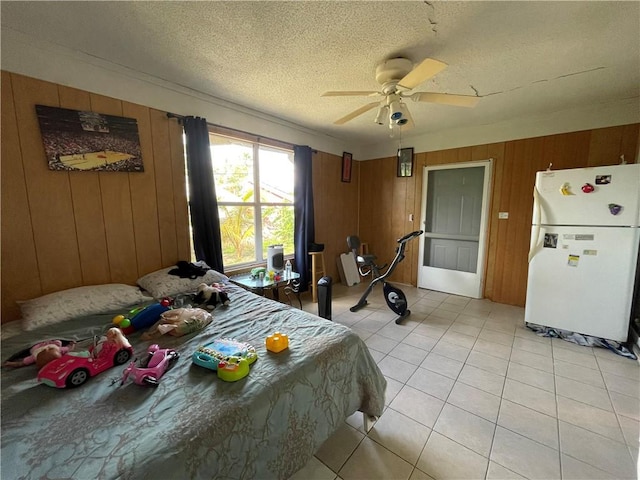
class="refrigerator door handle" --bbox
[528,186,542,262]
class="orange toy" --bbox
[265,332,289,353]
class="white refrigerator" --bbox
[525,163,640,342]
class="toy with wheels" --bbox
[121,344,180,387]
[38,329,133,388]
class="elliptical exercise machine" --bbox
[350,230,423,324]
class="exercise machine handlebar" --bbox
[397,230,424,244]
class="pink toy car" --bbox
[38,339,133,388]
[120,344,179,387]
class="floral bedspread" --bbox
[1,283,386,479]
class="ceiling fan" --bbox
[322,57,480,128]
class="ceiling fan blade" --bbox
[411,92,480,107]
[334,102,380,125]
[398,58,447,90]
[322,91,380,97]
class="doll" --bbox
[93,328,131,357]
[105,327,131,349]
[3,339,75,369]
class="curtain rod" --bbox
[166,112,317,153]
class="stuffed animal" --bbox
[193,283,230,310]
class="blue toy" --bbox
[113,303,170,334]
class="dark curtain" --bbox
[183,116,224,272]
[293,145,314,292]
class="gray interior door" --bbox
[418,161,492,298]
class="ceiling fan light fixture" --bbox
[395,102,410,125]
[389,100,403,121]
[374,105,389,125]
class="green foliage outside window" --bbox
[211,136,294,267]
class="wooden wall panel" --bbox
[1,72,190,322]
[125,103,163,275]
[589,124,639,166]
[312,151,359,282]
[390,176,406,279]
[149,108,179,268]
[360,125,639,306]
[12,75,83,294]
[0,72,41,320]
[482,143,506,300]
[89,94,139,285]
[359,157,396,272]
[60,85,112,286]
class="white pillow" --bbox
[20,284,150,331]
[136,265,228,299]
[1,320,24,340]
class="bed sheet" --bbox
[1,283,386,479]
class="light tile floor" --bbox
[291,282,640,480]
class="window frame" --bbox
[208,129,294,271]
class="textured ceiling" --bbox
[2,1,639,147]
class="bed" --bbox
[1,277,386,479]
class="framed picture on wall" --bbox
[341,151,352,183]
[397,147,414,177]
[35,105,144,172]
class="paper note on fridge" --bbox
[563,234,595,241]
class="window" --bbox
[209,133,294,268]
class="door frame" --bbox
[417,159,493,298]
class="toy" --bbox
[113,302,170,334]
[121,344,179,387]
[193,283,230,310]
[37,328,133,388]
[217,357,251,382]
[192,338,257,372]
[249,267,266,279]
[160,297,173,307]
[266,332,289,353]
[3,339,75,369]
[141,307,212,340]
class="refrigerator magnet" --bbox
[581,183,595,193]
[559,183,574,195]
[595,175,611,185]
[608,203,622,215]
[543,233,558,248]
[567,254,580,267]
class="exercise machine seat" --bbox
[346,235,382,277]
